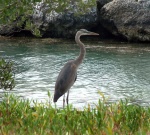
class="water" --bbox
[0,38,150,108]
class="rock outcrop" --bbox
[97,0,150,42]
[32,2,98,38]
[0,2,98,38]
[0,0,150,42]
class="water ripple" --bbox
[0,42,150,108]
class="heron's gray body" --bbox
[54,60,77,102]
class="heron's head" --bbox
[77,29,99,36]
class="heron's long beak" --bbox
[89,32,99,35]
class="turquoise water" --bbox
[0,39,150,108]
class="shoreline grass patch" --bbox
[0,94,150,135]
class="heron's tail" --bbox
[53,91,62,102]
[53,96,58,102]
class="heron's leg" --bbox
[63,94,65,108]
[66,90,69,105]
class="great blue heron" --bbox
[53,29,99,107]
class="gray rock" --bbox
[0,2,98,38]
[0,25,14,36]
[97,0,150,42]
[32,2,98,38]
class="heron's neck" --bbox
[74,33,86,66]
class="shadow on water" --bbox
[0,38,150,108]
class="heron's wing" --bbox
[55,61,77,95]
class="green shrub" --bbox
[0,58,15,90]
[0,94,150,135]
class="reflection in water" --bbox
[0,39,150,108]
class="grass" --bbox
[0,93,150,135]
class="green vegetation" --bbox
[0,0,96,37]
[0,93,150,135]
[0,58,15,90]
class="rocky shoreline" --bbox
[0,0,150,42]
